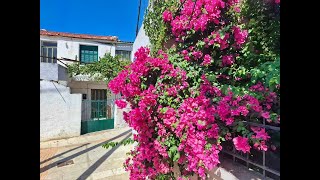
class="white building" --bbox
[131,24,150,62]
[40,30,132,141]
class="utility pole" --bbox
[135,0,142,37]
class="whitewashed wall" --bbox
[131,24,150,61]
[114,102,130,128]
[40,36,116,66]
[40,80,82,141]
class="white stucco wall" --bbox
[40,36,116,65]
[114,101,130,128]
[40,80,82,141]
[40,62,58,81]
[131,24,150,61]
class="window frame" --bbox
[115,50,131,61]
[79,45,99,64]
[40,41,57,63]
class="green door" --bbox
[80,89,114,135]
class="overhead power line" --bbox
[135,0,142,37]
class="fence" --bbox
[221,119,280,180]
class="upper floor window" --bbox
[80,45,98,64]
[115,50,131,61]
[41,41,57,63]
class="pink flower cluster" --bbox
[115,100,127,109]
[162,10,173,22]
[168,0,226,37]
[233,136,251,153]
[251,127,270,141]
[216,91,253,126]
[222,55,234,66]
[233,26,248,48]
[109,47,279,179]
[109,47,202,179]
[202,54,212,66]
[204,31,230,50]
[177,95,220,178]
[107,0,280,178]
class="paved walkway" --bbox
[40,127,133,180]
[40,147,59,179]
[40,127,272,180]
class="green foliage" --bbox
[238,0,280,91]
[102,138,135,149]
[144,0,180,55]
[250,57,280,91]
[67,53,131,84]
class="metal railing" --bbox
[221,119,280,179]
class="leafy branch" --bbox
[67,53,131,85]
[102,138,136,149]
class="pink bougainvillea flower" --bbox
[201,54,212,66]
[228,0,240,6]
[222,55,234,66]
[253,141,268,151]
[181,50,188,55]
[234,6,241,13]
[192,51,203,59]
[271,145,277,151]
[225,132,232,140]
[275,0,280,4]
[259,141,268,151]
[163,10,173,22]
[249,82,265,92]
[198,167,206,179]
[233,136,251,153]
[115,100,127,109]
[238,106,249,116]
[251,127,270,140]
[261,111,270,119]
[233,26,248,47]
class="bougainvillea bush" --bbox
[109,0,280,179]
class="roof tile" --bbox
[40,30,118,41]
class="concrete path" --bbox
[40,127,273,180]
[40,127,133,180]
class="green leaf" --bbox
[237,126,242,132]
[169,145,177,153]
[161,107,168,113]
[173,152,180,161]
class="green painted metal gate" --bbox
[80,100,114,135]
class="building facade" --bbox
[40,30,132,141]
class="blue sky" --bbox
[40,0,149,42]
